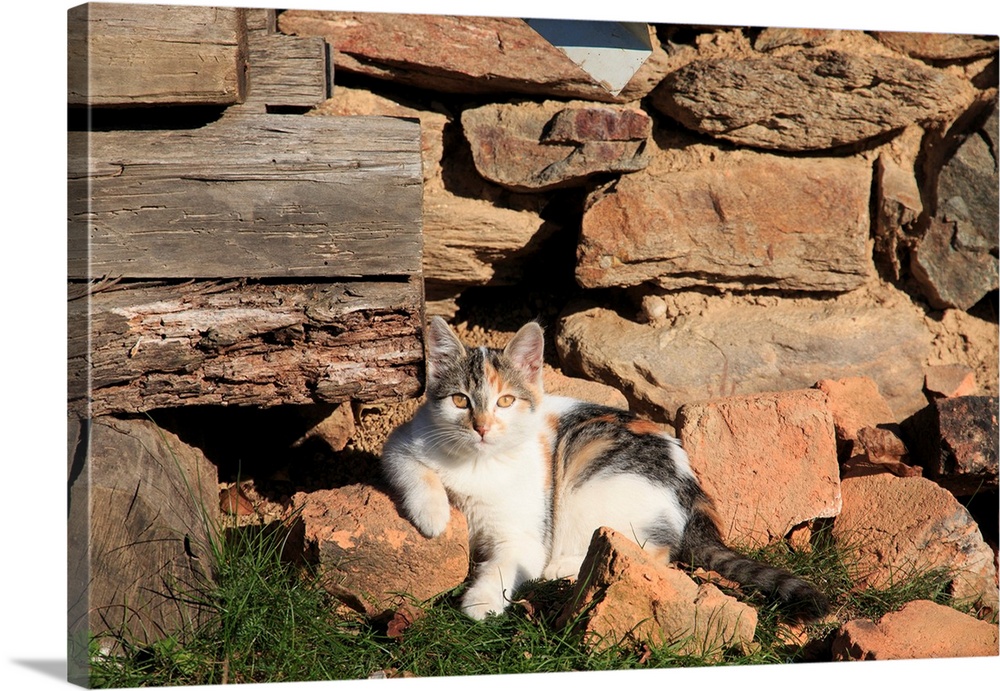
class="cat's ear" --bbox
[504,321,544,386]
[425,316,465,380]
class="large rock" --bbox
[911,218,999,313]
[871,32,1000,61]
[911,103,999,311]
[832,599,999,661]
[461,101,651,192]
[556,299,931,423]
[676,390,841,548]
[902,396,999,495]
[651,49,975,151]
[279,11,663,103]
[70,417,219,650]
[832,474,998,613]
[558,527,757,658]
[753,28,867,52]
[310,86,556,316]
[290,484,470,617]
[576,152,872,292]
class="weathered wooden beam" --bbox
[67,3,248,107]
[235,6,332,113]
[242,33,332,111]
[245,7,277,34]
[69,278,425,417]
[68,112,423,280]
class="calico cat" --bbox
[381,316,829,622]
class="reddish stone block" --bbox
[461,100,650,191]
[833,474,997,613]
[677,389,841,548]
[924,363,978,399]
[814,377,897,460]
[542,106,651,143]
[832,599,999,660]
[290,485,470,617]
[558,527,757,658]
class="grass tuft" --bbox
[89,519,392,687]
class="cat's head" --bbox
[422,317,545,450]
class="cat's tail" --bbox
[679,497,830,622]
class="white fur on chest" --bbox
[438,436,549,544]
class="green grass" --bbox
[736,520,975,646]
[87,513,984,687]
[89,520,391,687]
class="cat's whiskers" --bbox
[421,426,476,456]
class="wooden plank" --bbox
[245,7,277,34]
[243,33,332,111]
[68,3,248,107]
[68,112,423,279]
[69,278,425,417]
[240,7,330,111]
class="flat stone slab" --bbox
[871,32,1000,61]
[279,11,662,102]
[461,100,651,191]
[832,599,999,660]
[650,49,974,151]
[556,299,931,423]
[576,154,872,293]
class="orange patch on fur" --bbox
[421,468,440,488]
[483,359,501,391]
[644,544,672,564]
[545,413,561,435]
[626,419,663,436]
[539,433,553,491]
[562,437,614,486]
[542,414,560,492]
[692,496,723,531]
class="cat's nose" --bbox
[473,420,491,438]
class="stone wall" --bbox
[279,12,998,425]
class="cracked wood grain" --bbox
[69,279,425,417]
[67,3,248,106]
[68,112,423,280]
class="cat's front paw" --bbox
[460,585,508,621]
[542,555,585,581]
[407,491,451,539]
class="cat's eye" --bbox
[496,395,516,408]
[451,394,470,409]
